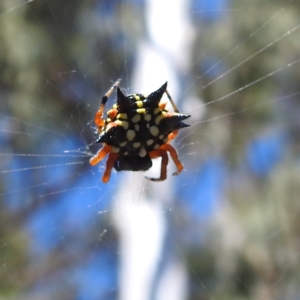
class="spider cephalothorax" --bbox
[90,80,190,183]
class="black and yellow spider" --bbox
[90,79,190,183]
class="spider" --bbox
[90,79,190,183]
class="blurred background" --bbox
[1,0,300,299]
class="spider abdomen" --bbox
[99,108,172,157]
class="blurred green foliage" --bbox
[187,1,300,299]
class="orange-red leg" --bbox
[94,109,105,130]
[160,143,183,176]
[107,108,118,120]
[89,145,118,183]
[167,130,178,143]
[159,100,167,110]
[146,149,169,181]
[102,152,118,183]
[89,145,111,166]
[94,79,121,131]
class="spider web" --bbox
[1,0,300,299]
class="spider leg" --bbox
[165,89,179,113]
[167,130,178,143]
[159,100,167,110]
[160,143,183,176]
[94,79,121,130]
[102,152,118,183]
[89,145,112,166]
[145,149,169,181]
